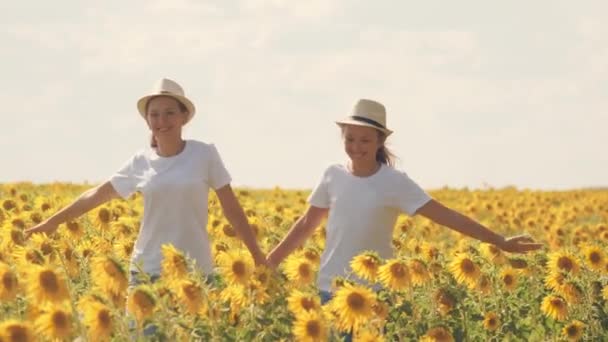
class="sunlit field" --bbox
[0,183,607,341]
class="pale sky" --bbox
[2,0,606,190]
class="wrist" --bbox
[493,235,506,248]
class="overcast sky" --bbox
[1,0,606,190]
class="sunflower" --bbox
[0,320,35,342]
[350,251,382,282]
[28,233,55,258]
[58,244,80,277]
[0,262,19,301]
[34,304,73,340]
[602,285,608,301]
[408,259,431,286]
[540,295,568,321]
[475,274,493,295]
[175,278,206,315]
[90,206,113,230]
[25,265,70,304]
[331,276,354,292]
[81,301,114,342]
[160,244,190,283]
[556,281,582,305]
[220,284,248,314]
[581,245,604,272]
[113,238,135,260]
[419,326,455,342]
[480,243,506,265]
[287,289,321,316]
[303,247,321,265]
[500,268,518,292]
[372,301,389,321]
[329,283,376,333]
[547,251,580,275]
[562,320,585,341]
[448,254,480,289]
[90,255,128,296]
[11,245,46,266]
[377,258,410,291]
[355,329,385,342]
[433,288,456,316]
[284,256,317,287]
[544,272,566,291]
[77,239,98,260]
[63,220,85,239]
[127,285,157,323]
[292,309,328,342]
[217,250,254,286]
[483,312,500,331]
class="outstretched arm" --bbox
[267,205,328,268]
[415,199,542,253]
[25,181,120,238]
[215,184,266,266]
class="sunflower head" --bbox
[483,312,500,331]
[350,251,382,282]
[287,290,321,316]
[378,258,411,291]
[330,283,376,333]
[127,285,157,323]
[420,326,455,342]
[562,320,585,341]
[292,309,328,342]
[541,295,568,321]
[284,256,317,287]
[0,320,35,342]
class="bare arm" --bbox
[267,205,328,268]
[215,184,266,265]
[416,199,542,253]
[25,181,121,238]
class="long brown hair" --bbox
[145,96,189,148]
[376,131,396,166]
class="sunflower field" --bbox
[0,182,607,341]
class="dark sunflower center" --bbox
[232,261,246,277]
[305,320,320,337]
[346,292,365,311]
[298,263,311,278]
[557,257,574,271]
[40,270,59,293]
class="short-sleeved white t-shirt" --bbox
[109,139,231,275]
[308,163,431,292]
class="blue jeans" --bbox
[320,290,353,342]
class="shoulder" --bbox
[187,140,220,155]
[379,164,415,182]
[321,163,346,176]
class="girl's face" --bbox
[342,124,383,165]
[146,96,188,139]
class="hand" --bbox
[497,234,543,253]
[266,252,279,270]
[24,221,57,239]
[252,250,268,267]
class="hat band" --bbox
[350,115,386,129]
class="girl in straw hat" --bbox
[267,99,542,337]
[26,78,266,282]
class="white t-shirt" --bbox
[308,163,431,292]
[109,140,231,275]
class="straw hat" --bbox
[336,99,393,136]
[137,78,196,123]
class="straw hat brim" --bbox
[335,119,393,137]
[137,94,196,123]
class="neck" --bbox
[155,138,186,157]
[349,160,381,177]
